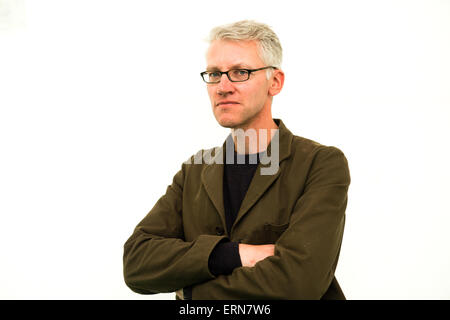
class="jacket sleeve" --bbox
[191,146,351,299]
[123,161,227,294]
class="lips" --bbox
[216,101,239,106]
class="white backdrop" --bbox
[1,0,449,299]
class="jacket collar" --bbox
[201,119,294,235]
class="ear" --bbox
[268,69,285,97]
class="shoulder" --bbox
[178,145,223,177]
[182,145,223,166]
[287,134,350,183]
[290,134,346,161]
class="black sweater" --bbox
[208,149,263,276]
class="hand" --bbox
[238,244,275,267]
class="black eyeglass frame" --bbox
[200,66,277,84]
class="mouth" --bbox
[216,101,240,107]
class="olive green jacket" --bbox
[123,119,350,299]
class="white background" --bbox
[1,0,449,299]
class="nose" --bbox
[217,73,235,96]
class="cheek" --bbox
[206,87,215,103]
[242,84,265,104]
[207,84,218,94]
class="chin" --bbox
[217,119,237,129]
[215,113,240,129]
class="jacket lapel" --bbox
[201,119,293,236]
[201,142,227,233]
[232,119,293,233]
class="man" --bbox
[123,20,350,299]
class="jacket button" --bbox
[215,227,224,236]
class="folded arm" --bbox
[123,163,226,294]
[191,146,351,299]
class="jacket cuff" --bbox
[180,234,228,300]
[208,240,242,276]
[194,234,230,279]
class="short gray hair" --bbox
[207,20,283,77]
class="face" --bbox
[205,39,282,129]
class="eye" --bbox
[229,69,249,81]
[209,71,221,78]
[231,69,248,76]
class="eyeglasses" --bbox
[200,66,276,84]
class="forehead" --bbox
[206,39,263,70]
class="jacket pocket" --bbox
[264,222,289,233]
[245,222,289,244]
[264,222,289,244]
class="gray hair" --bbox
[207,20,283,78]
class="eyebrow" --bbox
[206,63,252,71]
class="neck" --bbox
[231,118,278,154]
